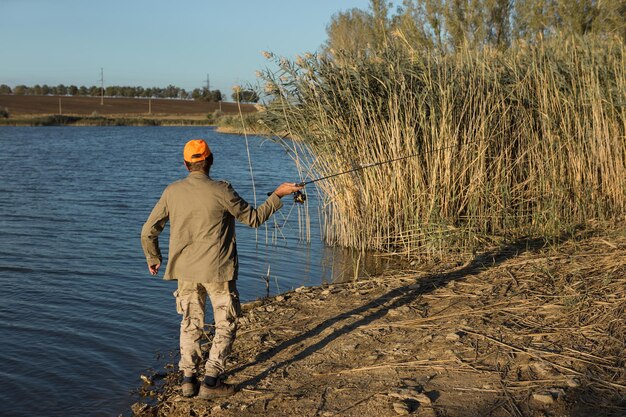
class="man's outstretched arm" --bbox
[223,182,303,228]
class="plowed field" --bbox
[0,95,255,116]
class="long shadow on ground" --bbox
[229,236,552,388]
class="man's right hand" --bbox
[273,182,304,198]
[148,262,161,276]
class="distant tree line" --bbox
[231,87,259,103]
[0,83,226,102]
[325,0,625,55]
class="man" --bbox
[141,139,302,399]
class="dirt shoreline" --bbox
[132,224,625,417]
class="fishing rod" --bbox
[268,144,457,204]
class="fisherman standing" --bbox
[141,139,302,398]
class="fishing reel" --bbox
[293,190,307,204]
[266,182,307,204]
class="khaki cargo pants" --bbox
[174,280,241,378]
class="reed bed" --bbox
[260,36,626,258]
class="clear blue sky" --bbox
[1,0,371,97]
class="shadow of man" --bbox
[230,236,553,389]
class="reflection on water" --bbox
[321,246,405,284]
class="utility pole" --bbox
[205,73,210,91]
[100,68,104,105]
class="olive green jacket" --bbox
[141,171,283,282]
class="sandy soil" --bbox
[132,224,625,417]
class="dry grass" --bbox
[260,35,626,259]
[369,224,626,394]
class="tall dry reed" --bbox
[260,36,626,258]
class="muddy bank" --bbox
[132,224,625,417]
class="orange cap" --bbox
[183,139,212,163]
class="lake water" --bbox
[0,127,366,417]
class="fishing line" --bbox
[236,94,260,242]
